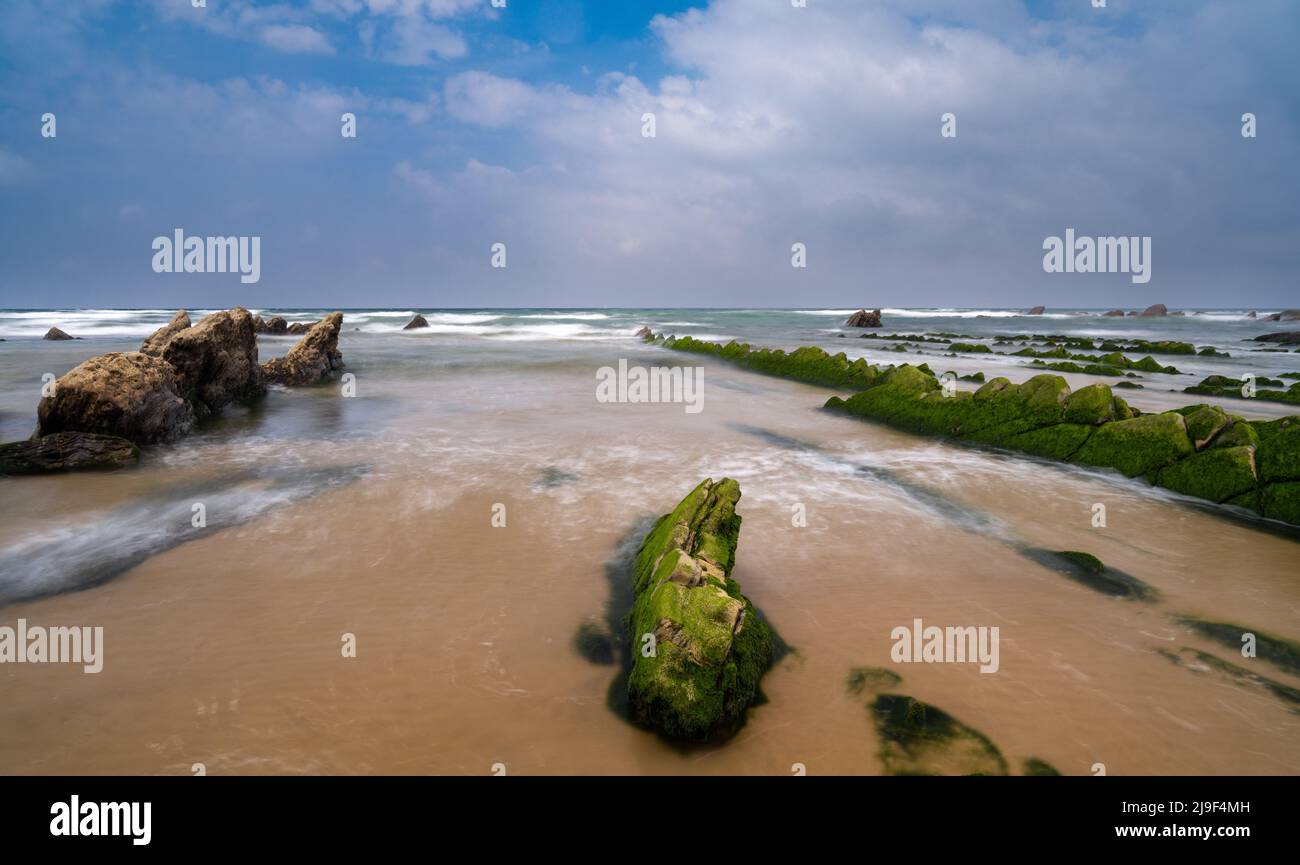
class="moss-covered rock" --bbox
[871,694,1008,776]
[1178,404,1231,450]
[1022,758,1062,776]
[625,478,774,741]
[1071,412,1194,477]
[1176,616,1300,677]
[847,666,902,696]
[1260,481,1300,525]
[1157,446,1258,503]
[1023,549,1160,601]
[1063,383,1118,425]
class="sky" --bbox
[0,0,1296,309]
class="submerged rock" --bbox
[159,307,265,415]
[1252,331,1300,344]
[626,478,774,741]
[845,308,883,327]
[1026,305,1045,315]
[871,694,1008,776]
[403,314,429,330]
[261,312,345,386]
[43,327,74,340]
[37,351,194,444]
[139,309,191,356]
[1023,549,1159,601]
[1103,309,1126,317]
[0,432,139,474]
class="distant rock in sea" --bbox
[845,308,882,327]
[286,320,317,335]
[1139,303,1168,317]
[44,327,74,340]
[1267,309,1300,322]
[1103,309,1126,317]
[1248,310,1258,319]
[1026,305,1045,315]
[635,325,653,338]
[1253,331,1300,344]
[403,314,429,330]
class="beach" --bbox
[1,308,1298,774]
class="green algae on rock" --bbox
[1175,615,1300,678]
[625,478,774,741]
[645,331,884,391]
[871,694,1008,776]
[1022,549,1159,601]
[1159,647,1300,710]
[846,666,902,696]
[1022,757,1062,776]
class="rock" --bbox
[285,321,318,335]
[1026,306,1045,315]
[1169,311,1186,316]
[159,307,265,415]
[845,309,882,328]
[1248,310,1258,319]
[1158,445,1258,503]
[1072,411,1194,477]
[44,327,74,340]
[252,315,266,333]
[0,432,139,474]
[1252,331,1300,344]
[37,352,194,444]
[635,326,653,339]
[1103,309,1126,317]
[626,478,774,741]
[870,694,1008,776]
[139,310,191,356]
[1180,405,1231,449]
[264,316,288,335]
[261,312,345,386]
[1268,310,1300,322]
[403,314,429,330]
[1138,303,1168,317]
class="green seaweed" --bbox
[847,666,902,696]
[1023,549,1159,601]
[871,694,1008,776]
[1175,616,1300,677]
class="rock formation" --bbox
[1139,303,1168,317]
[1267,310,1300,321]
[845,309,883,327]
[635,325,653,338]
[1253,331,1300,344]
[140,310,191,356]
[159,307,265,416]
[44,327,74,340]
[403,314,429,330]
[627,478,774,741]
[261,312,345,386]
[36,351,194,444]
[0,432,139,474]
[1103,309,1126,317]
[1026,306,1045,315]
[285,320,317,335]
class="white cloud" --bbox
[259,24,335,55]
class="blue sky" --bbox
[0,0,1297,309]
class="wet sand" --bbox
[2,339,1299,775]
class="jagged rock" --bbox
[159,307,264,415]
[261,312,344,386]
[1103,309,1126,317]
[1253,331,1300,344]
[1268,310,1300,322]
[845,309,882,327]
[286,320,318,335]
[1248,310,1258,319]
[1139,303,1168,317]
[403,314,429,330]
[264,316,288,334]
[626,478,773,741]
[140,310,191,356]
[252,315,266,333]
[37,352,193,444]
[44,327,74,340]
[635,326,653,339]
[1026,306,1045,315]
[0,432,138,474]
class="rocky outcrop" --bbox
[1026,306,1045,315]
[845,309,882,328]
[263,316,288,334]
[1268,310,1300,322]
[818,362,1299,525]
[140,310,191,356]
[646,332,883,391]
[159,307,265,416]
[286,320,317,335]
[627,478,773,741]
[36,352,194,444]
[1103,309,1126,317]
[403,314,429,330]
[1252,331,1300,344]
[635,325,653,339]
[261,312,344,386]
[1139,303,1168,317]
[0,432,138,474]
[44,327,74,340]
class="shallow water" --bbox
[1,311,1298,775]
